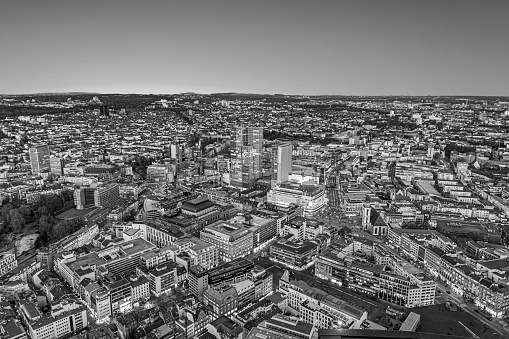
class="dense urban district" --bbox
[1,93,509,339]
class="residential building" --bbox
[203,285,238,318]
[0,251,17,277]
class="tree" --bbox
[51,219,84,240]
[34,232,50,249]
[19,206,32,220]
[338,226,352,237]
[61,190,75,207]
[9,209,25,233]
[122,209,136,222]
[1,204,11,224]
[39,214,55,234]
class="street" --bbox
[434,282,508,336]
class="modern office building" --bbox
[49,157,64,176]
[100,104,109,116]
[95,183,120,209]
[230,126,263,189]
[208,258,254,287]
[200,221,253,262]
[274,143,293,184]
[315,249,383,297]
[281,216,326,241]
[267,182,326,217]
[189,265,209,299]
[74,183,120,210]
[90,287,111,320]
[21,301,87,339]
[173,237,219,270]
[261,315,317,339]
[269,238,318,271]
[128,275,150,305]
[56,238,156,291]
[280,275,367,330]
[103,275,131,312]
[74,187,96,209]
[29,144,51,175]
[147,262,177,296]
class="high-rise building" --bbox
[230,126,263,189]
[49,157,64,176]
[274,143,292,184]
[74,187,96,209]
[74,183,120,210]
[100,104,109,116]
[29,144,50,175]
[189,265,209,299]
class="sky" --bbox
[0,0,508,96]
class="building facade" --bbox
[29,144,51,175]
[230,126,263,189]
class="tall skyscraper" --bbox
[230,126,263,189]
[29,144,51,175]
[50,157,64,176]
[274,143,293,184]
[100,104,109,116]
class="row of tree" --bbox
[0,190,83,249]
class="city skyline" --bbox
[1,0,508,96]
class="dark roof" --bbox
[319,329,473,339]
[370,208,388,227]
[181,196,215,213]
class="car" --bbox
[474,309,479,313]
[446,291,451,294]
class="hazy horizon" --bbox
[1,0,508,96]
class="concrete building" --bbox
[230,126,263,189]
[203,285,238,318]
[55,238,156,292]
[269,238,318,271]
[49,157,64,176]
[189,265,209,299]
[0,251,17,277]
[147,262,177,296]
[267,181,326,217]
[29,144,50,175]
[20,301,87,339]
[147,164,174,182]
[208,258,254,288]
[274,143,293,184]
[200,221,253,263]
[74,183,120,210]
